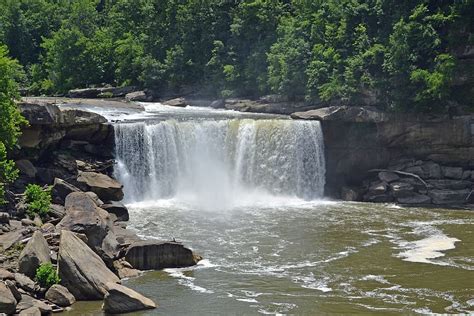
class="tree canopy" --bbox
[0,0,472,112]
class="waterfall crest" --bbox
[114,119,325,209]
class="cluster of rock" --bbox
[342,159,474,206]
[1,101,202,314]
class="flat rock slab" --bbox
[77,172,124,202]
[125,241,201,270]
[102,282,156,314]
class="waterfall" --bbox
[114,118,325,209]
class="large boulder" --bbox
[15,160,37,178]
[125,241,201,270]
[51,178,81,205]
[101,202,129,221]
[389,182,415,198]
[16,294,52,314]
[102,282,156,314]
[18,231,51,278]
[77,172,124,202]
[0,281,16,314]
[14,273,38,293]
[45,284,76,307]
[19,307,41,316]
[428,189,470,205]
[163,97,186,107]
[58,230,120,300]
[291,106,390,123]
[125,91,151,102]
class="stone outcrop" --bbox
[163,97,186,107]
[45,284,76,307]
[58,230,119,300]
[125,241,201,270]
[68,86,136,98]
[77,172,124,202]
[0,281,17,314]
[18,231,51,278]
[102,282,156,314]
[125,91,152,102]
[291,106,389,123]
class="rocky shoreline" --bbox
[0,101,201,314]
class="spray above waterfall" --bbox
[114,118,325,210]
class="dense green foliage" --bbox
[25,184,51,219]
[0,45,27,204]
[0,0,473,111]
[35,263,60,288]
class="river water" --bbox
[63,103,473,315]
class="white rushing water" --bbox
[114,118,325,210]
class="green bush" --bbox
[24,184,51,219]
[35,263,60,288]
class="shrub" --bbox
[24,184,51,219]
[35,263,60,288]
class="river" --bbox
[63,103,473,315]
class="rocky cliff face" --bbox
[293,106,474,205]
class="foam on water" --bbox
[398,234,460,265]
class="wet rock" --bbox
[45,284,76,307]
[18,231,51,278]
[102,202,129,221]
[389,182,415,198]
[16,160,37,178]
[58,230,119,300]
[210,99,225,109]
[368,181,387,194]
[51,178,80,205]
[68,86,136,98]
[64,192,97,213]
[77,172,124,202]
[125,241,201,270]
[291,106,389,123]
[378,171,399,183]
[16,294,52,314]
[102,282,156,314]
[0,281,16,314]
[14,273,38,293]
[397,194,431,204]
[404,166,425,177]
[428,189,470,205]
[442,166,463,179]
[163,97,186,107]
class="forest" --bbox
[0,0,473,112]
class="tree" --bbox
[0,45,27,204]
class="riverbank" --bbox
[0,101,201,314]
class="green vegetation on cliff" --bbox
[0,0,473,111]
[0,45,27,204]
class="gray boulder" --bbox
[291,106,389,123]
[16,294,52,314]
[5,280,22,302]
[19,307,41,316]
[0,281,16,314]
[18,231,51,278]
[0,212,9,224]
[428,189,470,205]
[340,186,361,201]
[45,284,76,307]
[125,241,201,270]
[125,91,151,102]
[49,204,66,219]
[0,268,15,280]
[378,171,399,183]
[389,182,415,198]
[420,161,441,179]
[397,194,431,204]
[102,282,156,314]
[14,273,38,293]
[51,178,81,205]
[102,202,129,221]
[77,172,124,202]
[442,166,463,179]
[15,160,37,178]
[163,97,186,107]
[64,192,97,212]
[58,230,119,300]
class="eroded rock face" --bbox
[0,281,17,314]
[58,230,119,300]
[77,172,124,202]
[18,231,51,278]
[125,241,201,270]
[102,282,156,314]
[45,284,76,307]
